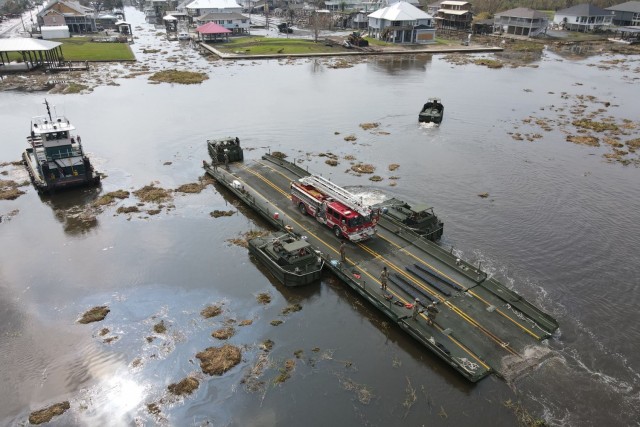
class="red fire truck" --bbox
[291,174,378,242]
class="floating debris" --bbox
[369,175,383,182]
[274,359,295,384]
[344,135,357,142]
[0,180,25,200]
[281,303,302,315]
[238,319,253,326]
[175,182,206,194]
[339,376,373,404]
[325,159,339,166]
[134,184,173,203]
[261,339,274,351]
[566,135,600,147]
[351,163,375,174]
[78,306,110,324]
[147,403,161,415]
[94,190,130,206]
[210,210,235,218]
[196,344,242,376]
[478,193,489,199]
[227,230,269,248]
[148,70,208,85]
[257,293,271,304]
[388,164,400,171]
[116,206,139,214]
[167,377,199,396]
[201,305,222,318]
[98,328,109,336]
[294,349,303,358]
[29,401,70,425]
[211,327,235,340]
[153,320,167,334]
[359,122,379,130]
[270,320,283,326]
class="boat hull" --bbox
[248,239,323,287]
[22,148,100,194]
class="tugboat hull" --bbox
[23,148,100,194]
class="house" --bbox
[606,1,640,26]
[186,0,242,17]
[427,0,444,17]
[368,1,435,44]
[493,7,548,37]
[553,4,613,32]
[37,0,96,33]
[434,0,472,30]
[194,12,250,34]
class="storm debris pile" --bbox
[196,344,242,376]
[78,306,110,324]
[29,401,70,425]
[167,377,200,396]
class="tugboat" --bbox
[373,198,444,241]
[248,231,324,287]
[207,136,243,165]
[418,98,444,124]
[22,100,100,193]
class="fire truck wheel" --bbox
[333,226,342,238]
[299,203,307,215]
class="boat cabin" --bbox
[272,238,313,266]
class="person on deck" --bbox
[339,240,346,263]
[380,266,389,291]
[412,298,422,320]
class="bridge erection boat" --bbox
[249,231,324,287]
[419,98,444,124]
[22,100,100,193]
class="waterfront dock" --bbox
[205,154,558,382]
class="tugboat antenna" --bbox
[44,99,52,121]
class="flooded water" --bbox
[1,7,640,427]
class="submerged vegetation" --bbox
[149,70,209,85]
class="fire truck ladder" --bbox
[299,175,371,217]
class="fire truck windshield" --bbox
[348,215,369,228]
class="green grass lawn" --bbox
[56,37,135,61]
[214,36,351,55]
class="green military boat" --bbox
[207,136,243,165]
[373,198,444,241]
[248,231,324,287]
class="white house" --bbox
[553,4,613,32]
[195,12,249,33]
[368,1,435,44]
[186,0,242,17]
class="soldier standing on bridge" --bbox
[339,240,346,263]
[426,302,439,326]
[380,266,389,291]
[224,151,229,170]
[412,298,422,320]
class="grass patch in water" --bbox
[0,180,25,200]
[201,304,222,318]
[212,326,235,340]
[196,344,241,376]
[153,320,167,334]
[56,37,135,61]
[149,69,208,85]
[257,293,271,304]
[134,184,172,203]
[78,306,109,324]
[29,401,70,425]
[351,163,375,174]
[95,190,130,206]
[168,377,199,396]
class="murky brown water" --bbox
[1,6,640,426]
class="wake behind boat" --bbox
[22,100,100,193]
[249,231,324,287]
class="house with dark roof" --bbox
[434,1,472,30]
[494,7,548,37]
[368,1,435,44]
[606,1,640,26]
[553,3,613,32]
[37,0,96,33]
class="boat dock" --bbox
[204,154,558,382]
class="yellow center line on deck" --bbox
[357,239,521,358]
[237,163,491,370]
[375,233,542,340]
